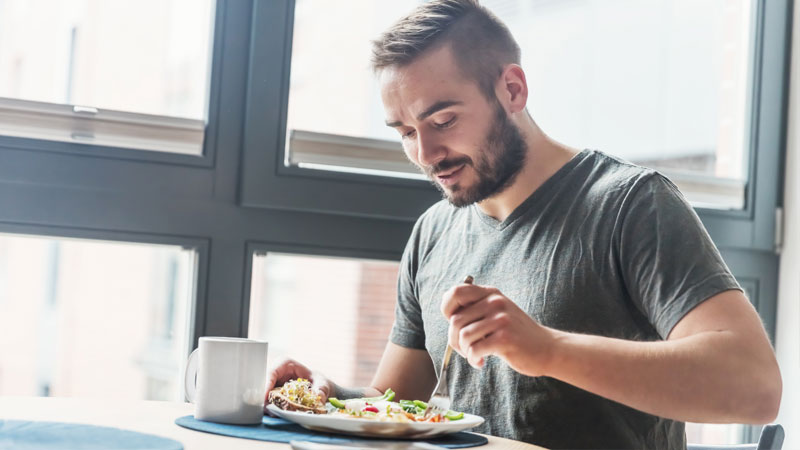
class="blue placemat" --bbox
[175,415,487,448]
[0,419,183,450]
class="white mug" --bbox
[183,337,269,424]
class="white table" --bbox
[0,397,546,449]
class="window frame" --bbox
[696,0,794,253]
[0,0,225,168]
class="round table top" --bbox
[0,396,547,450]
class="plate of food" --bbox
[266,378,484,439]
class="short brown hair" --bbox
[371,0,521,100]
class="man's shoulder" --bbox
[576,150,673,203]
[402,199,471,261]
[413,199,464,236]
[421,198,461,220]
[582,150,660,188]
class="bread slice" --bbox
[268,388,327,414]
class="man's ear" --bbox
[495,64,528,114]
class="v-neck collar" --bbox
[472,149,591,231]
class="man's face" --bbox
[380,45,527,207]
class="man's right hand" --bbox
[265,357,335,402]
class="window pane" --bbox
[501,0,753,210]
[0,233,196,401]
[0,0,214,120]
[248,253,399,387]
[287,0,753,209]
[686,423,747,446]
[285,0,417,177]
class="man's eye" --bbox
[434,117,456,129]
[402,129,417,139]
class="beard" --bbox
[424,104,528,208]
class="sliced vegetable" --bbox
[362,405,379,413]
[360,388,395,403]
[445,410,464,421]
[328,397,346,409]
[399,400,418,413]
[412,400,427,410]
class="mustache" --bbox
[425,157,472,176]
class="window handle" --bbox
[73,105,98,115]
[71,132,95,141]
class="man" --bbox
[267,1,782,448]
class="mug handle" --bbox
[184,348,199,403]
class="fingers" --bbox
[459,312,510,368]
[445,293,515,369]
[265,358,313,392]
[441,283,499,318]
[447,295,491,355]
[447,292,507,353]
[310,373,332,402]
[458,311,511,356]
[467,331,501,368]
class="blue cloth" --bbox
[175,415,487,448]
[0,419,183,450]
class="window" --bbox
[285,0,754,210]
[248,252,399,387]
[0,233,196,401]
[0,0,215,155]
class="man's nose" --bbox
[416,131,446,168]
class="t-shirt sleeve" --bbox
[389,220,427,350]
[618,174,742,338]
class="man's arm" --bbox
[369,342,438,402]
[329,342,436,400]
[445,284,782,424]
[544,289,781,423]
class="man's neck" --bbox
[476,123,579,222]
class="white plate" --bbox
[266,404,484,439]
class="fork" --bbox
[423,275,474,419]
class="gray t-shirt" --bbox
[390,150,741,450]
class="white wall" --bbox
[774,2,800,447]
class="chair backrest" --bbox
[757,424,784,450]
[687,424,784,450]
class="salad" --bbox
[268,379,466,423]
[326,388,465,423]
